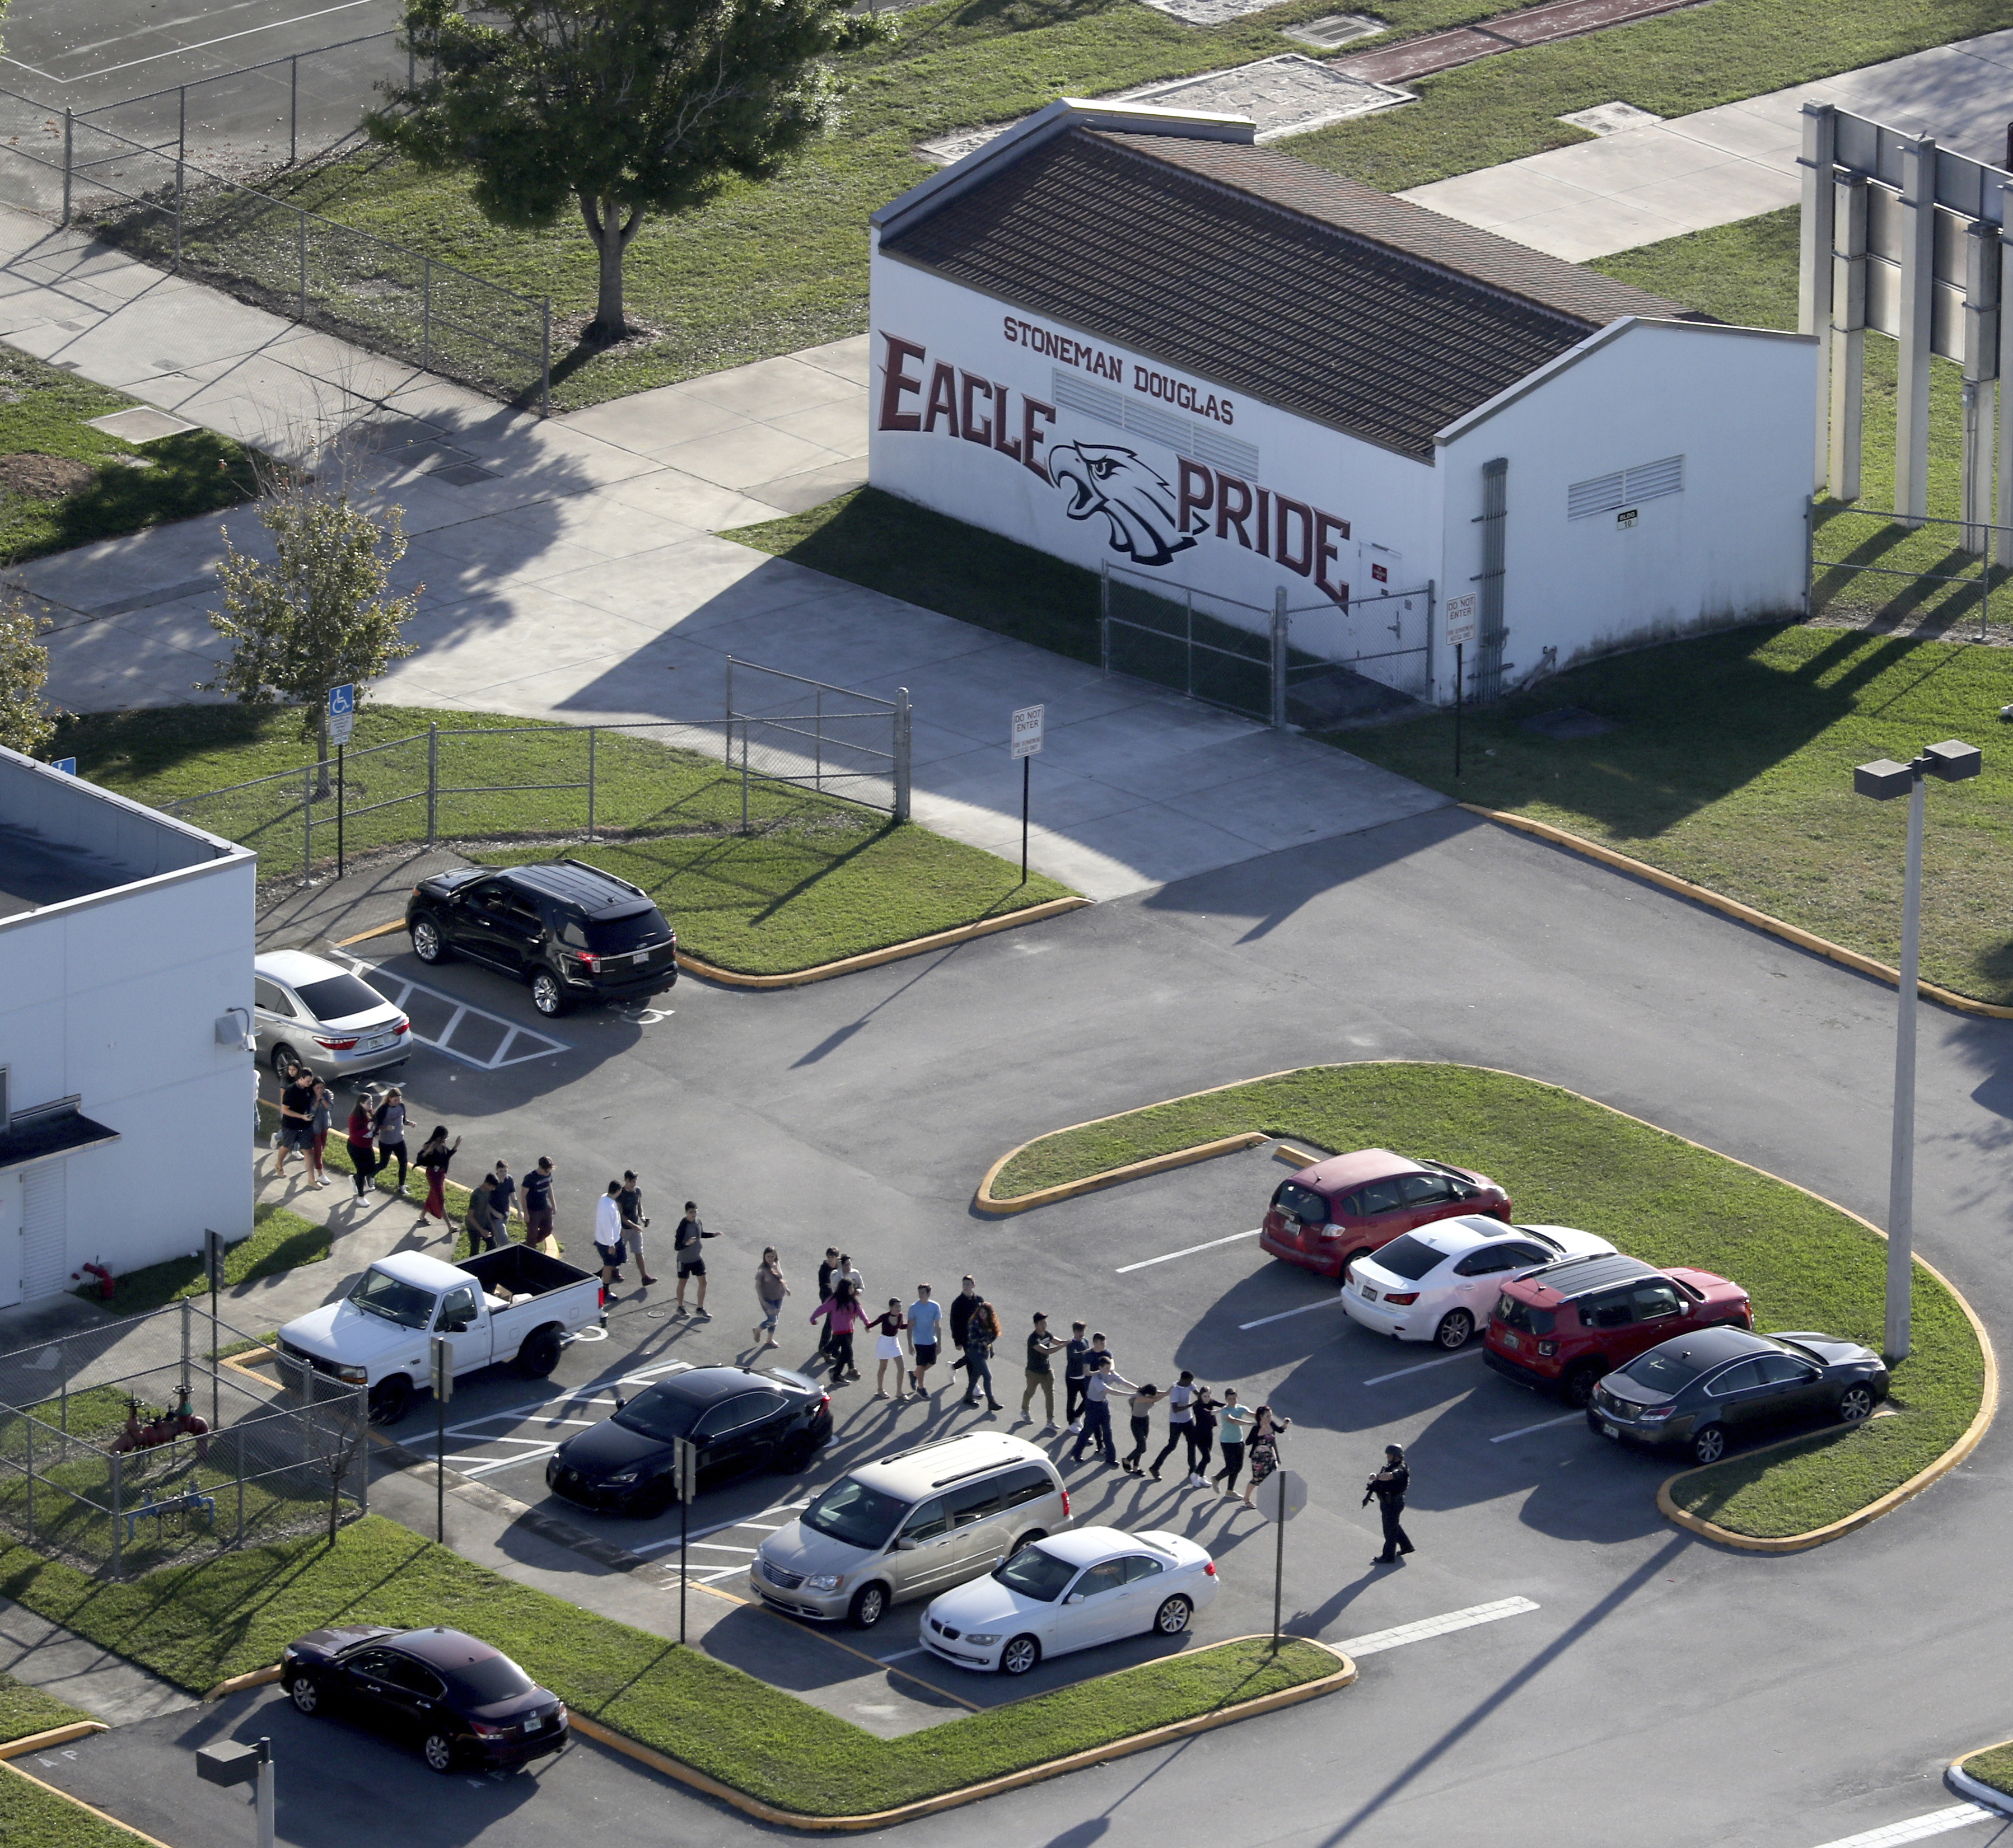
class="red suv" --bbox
[1483,1252,1752,1407]
[1259,1149,1510,1282]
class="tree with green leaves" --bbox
[0,597,57,760]
[203,470,421,773]
[373,0,882,344]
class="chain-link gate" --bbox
[1099,562,1434,728]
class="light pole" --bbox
[1852,738,1982,1360]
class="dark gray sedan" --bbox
[1587,1325,1888,1465]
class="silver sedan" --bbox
[253,949,410,1084]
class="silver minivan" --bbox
[752,1433,1069,1630]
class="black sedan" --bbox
[1589,1325,1889,1465]
[545,1364,832,1515]
[281,1625,566,1774]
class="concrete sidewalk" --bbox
[1399,28,2013,261]
[7,208,1445,902]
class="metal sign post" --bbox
[675,1438,698,1644]
[429,1335,453,1544]
[328,686,356,879]
[1444,596,1477,781]
[1011,704,1044,885]
[1253,1468,1307,1648]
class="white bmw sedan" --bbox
[919,1527,1218,1676]
[1341,1215,1616,1350]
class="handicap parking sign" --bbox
[327,683,356,747]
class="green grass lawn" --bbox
[104,0,2013,410]
[0,347,256,564]
[0,1773,146,1848]
[0,1671,94,1746]
[54,704,1076,973]
[1963,1742,2013,1798]
[987,1062,1986,1538]
[0,1518,1338,1816]
[80,1202,329,1319]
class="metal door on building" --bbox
[20,1162,66,1303]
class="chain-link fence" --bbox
[164,670,912,882]
[1099,563,1434,727]
[0,86,551,412]
[71,32,418,181]
[1809,504,2006,639]
[0,1300,367,1578]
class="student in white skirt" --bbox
[871,1298,910,1400]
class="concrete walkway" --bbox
[0,1600,195,1727]
[7,209,1444,902]
[1400,28,2013,261]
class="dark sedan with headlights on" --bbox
[545,1363,832,1515]
[1587,1325,1889,1465]
[280,1625,566,1774]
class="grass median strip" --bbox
[0,1673,95,1748]
[55,704,1076,975]
[989,1062,1986,1538]
[0,1775,152,1848]
[0,1518,1338,1816]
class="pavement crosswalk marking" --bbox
[335,951,571,1071]
[1806,1804,1997,1847]
[1336,1595,1539,1658]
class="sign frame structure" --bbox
[1253,1467,1306,1645]
[1011,704,1044,885]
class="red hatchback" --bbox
[1259,1149,1511,1282]
[1483,1252,1753,1406]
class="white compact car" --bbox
[919,1526,1217,1677]
[1341,1215,1616,1350]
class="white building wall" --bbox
[0,846,254,1301]
[1435,319,1817,696]
[870,246,1445,659]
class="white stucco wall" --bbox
[1434,319,1818,698]
[868,245,1445,662]
[0,770,255,1304]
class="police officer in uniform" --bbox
[1365,1443,1415,1565]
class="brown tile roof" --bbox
[877,127,1693,458]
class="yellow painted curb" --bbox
[333,918,406,948]
[0,1720,109,1757]
[203,1665,282,1701]
[974,1059,1997,1548]
[1273,1145,1323,1168]
[1,1758,176,1847]
[675,896,1091,990]
[569,1637,1355,1830]
[1949,1739,2013,1818]
[1461,805,2013,1020]
[976,1062,1320,1213]
[1657,1244,1999,1552]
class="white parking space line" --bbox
[1808,1805,1997,1847]
[1335,1596,1539,1658]
[335,952,571,1071]
[876,1648,927,1663]
[1362,1349,1484,1387]
[1488,1412,1584,1444]
[633,1501,810,1556]
[424,1361,696,1477]
[1239,1297,1346,1331]
[1116,1229,1263,1275]
[685,1542,759,1554]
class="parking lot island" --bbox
[1950,1740,2013,1819]
[980,1061,1992,1545]
[0,1520,1348,1822]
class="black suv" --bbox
[405,861,677,1016]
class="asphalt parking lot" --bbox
[205,802,2013,1848]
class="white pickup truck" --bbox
[277,1247,605,1424]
